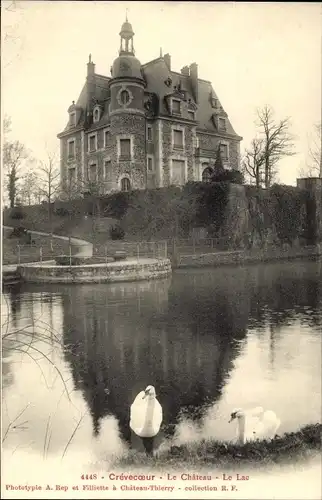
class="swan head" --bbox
[142,385,156,399]
[229,408,244,423]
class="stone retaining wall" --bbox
[17,258,172,284]
[176,245,321,268]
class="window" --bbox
[147,126,153,142]
[69,112,76,127]
[218,117,226,131]
[173,129,184,149]
[104,129,110,148]
[171,160,185,186]
[202,166,213,183]
[93,108,100,123]
[220,143,228,160]
[172,99,181,114]
[120,90,130,105]
[88,134,97,152]
[67,140,75,158]
[147,157,153,172]
[120,138,131,159]
[104,160,111,180]
[88,163,97,182]
[121,177,131,192]
[188,111,195,121]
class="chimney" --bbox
[164,53,171,70]
[181,66,189,76]
[86,54,96,116]
[189,62,198,103]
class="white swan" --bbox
[229,407,281,445]
[130,385,163,455]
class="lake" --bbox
[2,259,321,471]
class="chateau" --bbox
[57,18,242,194]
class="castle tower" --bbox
[109,16,147,191]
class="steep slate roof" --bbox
[142,57,240,137]
[59,56,241,139]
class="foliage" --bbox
[214,145,224,173]
[53,206,70,217]
[10,206,25,220]
[104,191,130,218]
[9,226,27,238]
[268,184,306,245]
[109,224,125,240]
[19,170,39,205]
[212,169,244,184]
[3,116,30,208]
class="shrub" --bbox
[10,207,25,220]
[109,224,125,240]
[10,226,28,238]
[53,206,70,217]
[212,169,244,184]
[104,192,129,218]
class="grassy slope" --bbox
[114,424,322,470]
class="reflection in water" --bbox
[1,260,321,465]
[60,277,245,448]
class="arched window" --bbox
[121,177,131,192]
[120,90,130,105]
[202,166,213,183]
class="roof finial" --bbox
[160,47,163,57]
[125,7,128,22]
[89,53,92,63]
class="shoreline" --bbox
[114,423,322,470]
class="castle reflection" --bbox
[2,259,321,454]
[60,275,246,445]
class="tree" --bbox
[256,105,296,188]
[214,144,225,173]
[19,169,38,205]
[37,152,61,223]
[308,122,321,177]
[3,115,29,207]
[242,138,265,187]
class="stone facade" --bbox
[58,18,242,196]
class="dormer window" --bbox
[188,110,195,121]
[218,117,226,131]
[172,99,181,115]
[69,112,76,127]
[93,106,101,123]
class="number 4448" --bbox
[81,474,97,480]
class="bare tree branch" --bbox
[256,105,296,188]
[242,138,265,187]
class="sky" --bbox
[1,1,321,186]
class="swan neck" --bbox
[237,415,246,445]
[143,397,155,429]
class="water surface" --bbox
[2,260,321,469]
